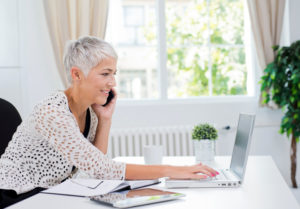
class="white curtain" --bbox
[247,0,286,107]
[43,0,109,87]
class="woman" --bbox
[0,36,218,208]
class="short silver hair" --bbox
[63,36,118,84]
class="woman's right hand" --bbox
[92,88,117,121]
[125,163,219,180]
[166,163,219,180]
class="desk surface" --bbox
[8,156,300,209]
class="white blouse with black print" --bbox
[0,91,125,194]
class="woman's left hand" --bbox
[92,88,117,121]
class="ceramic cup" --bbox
[143,145,163,165]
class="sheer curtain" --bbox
[43,0,109,87]
[247,0,286,106]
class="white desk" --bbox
[8,156,300,209]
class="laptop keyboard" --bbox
[210,169,232,181]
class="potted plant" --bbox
[192,123,218,162]
[260,40,300,188]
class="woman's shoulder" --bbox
[33,91,69,113]
[43,91,68,106]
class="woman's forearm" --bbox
[125,163,218,180]
[125,164,170,180]
[93,119,112,154]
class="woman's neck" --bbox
[64,87,90,118]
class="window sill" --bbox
[116,95,258,106]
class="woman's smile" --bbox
[100,90,110,96]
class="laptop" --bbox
[165,113,255,188]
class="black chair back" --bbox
[0,98,22,156]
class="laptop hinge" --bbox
[228,169,241,182]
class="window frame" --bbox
[114,0,256,105]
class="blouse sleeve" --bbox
[34,103,126,180]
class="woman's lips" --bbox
[100,90,110,96]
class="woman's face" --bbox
[80,57,117,105]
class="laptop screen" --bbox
[230,114,255,181]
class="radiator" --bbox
[107,126,195,158]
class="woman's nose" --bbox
[108,75,116,87]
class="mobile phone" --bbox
[102,91,114,106]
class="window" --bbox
[106,0,248,99]
[106,0,158,99]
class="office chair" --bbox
[0,98,22,156]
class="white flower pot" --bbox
[193,139,215,162]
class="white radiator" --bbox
[107,126,195,158]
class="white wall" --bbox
[18,0,63,117]
[0,0,63,118]
[0,0,22,113]
[289,0,300,43]
[0,0,300,194]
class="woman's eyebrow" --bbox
[102,68,117,73]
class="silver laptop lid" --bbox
[230,113,255,182]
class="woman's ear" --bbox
[70,67,83,82]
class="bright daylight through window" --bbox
[105,0,247,99]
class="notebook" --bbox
[41,179,160,197]
[165,113,255,188]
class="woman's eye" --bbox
[102,73,109,76]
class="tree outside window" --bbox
[106,0,247,99]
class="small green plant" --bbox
[192,123,218,140]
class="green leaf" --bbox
[279,127,284,134]
[283,117,289,124]
[271,72,276,80]
[260,82,267,91]
[287,128,293,137]
[282,106,286,112]
[291,97,295,103]
[192,123,218,140]
[292,88,297,95]
[262,91,267,98]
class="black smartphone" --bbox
[102,91,114,106]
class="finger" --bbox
[193,164,216,177]
[111,88,118,99]
[108,89,117,106]
[201,165,219,176]
[91,103,103,109]
[105,99,116,109]
[189,164,210,176]
[189,174,208,180]
[195,168,213,177]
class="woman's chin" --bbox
[95,98,107,105]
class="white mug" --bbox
[143,145,163,165]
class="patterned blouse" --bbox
[0,91,126,194]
